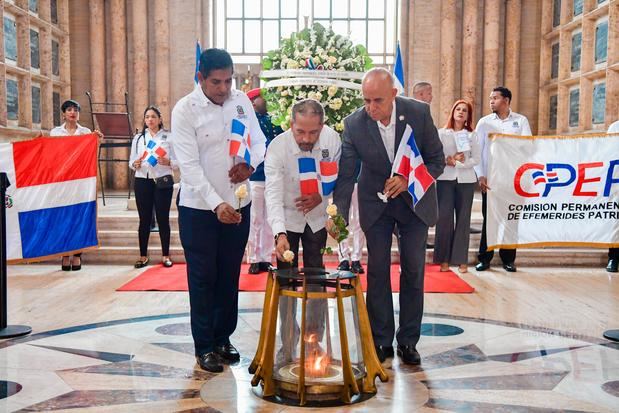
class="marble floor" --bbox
[1,264,618,412]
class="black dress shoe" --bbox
[475,261,490,271]
[606,259,618,273]
[426,242,434,249]
[215,343,240,363]
[259,262,272,272]
[351,261,364,274]
[337,260,351,271]
[374,345,394,363]
[503,262,517,272]
[248,263,262,274]
[196,352,223,373]
[397,345,421,365]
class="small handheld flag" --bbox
[229,119,251,164]
[391,125,435,205]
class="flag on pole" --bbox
[392,125,434,205]
[229,119,251,164]
[194,40,201,84]
[393,42,405,95]
[0,134,99,262]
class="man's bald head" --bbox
[361,68,398,125]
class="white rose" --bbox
[328,98,342,110]
[335,122,344,132]
[326,204,338,217]
[235,184,248,200]
[287,60,299,69]
[327,85,338,97]
[281,90,288,96]
[300,59,307,67]
[328,55,337,65]
[282,250,295,262]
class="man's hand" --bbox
[94,130,104,140]
[158,157,171,166]
[133,159,142,169]
[453,152,465,163]
[275,234,290,261]
[326,219,339,239]
[215,202,242,224]
[384,175,408,199]
[295,193,322,214]
[445,155,456,167]
[228,163,253,184]
[478,176,491,193]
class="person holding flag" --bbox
[331,68,444,366]
[129,105,177,269]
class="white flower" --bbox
[328,98,342,110]
[335,121,344,132]
[308,91,318,100]
[287,60,299,69]
[299,59,307,67]
[282,250,295,262]
[327,55,337,65]
[327,85,338,97]
[313,56,321,64]
[235,184,248,200]
[281,90,289,97]
[326,204,338,217]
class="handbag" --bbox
[155,174,174,189]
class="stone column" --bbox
[110,0,129,188]
[439,0,458,126]
[504,0,521,110]
[154,0,171,123]
[89,0,107,184]
[132,0,149,131]
[518,0,541,133]
[482,0,501,114]
[461,0,482,120]
[16,14,32,128]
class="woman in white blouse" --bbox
[50,99,103,272]
[433,100,481,273]
[129,106,177,268]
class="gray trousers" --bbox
[433,180,475,265]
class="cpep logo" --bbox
[514,161,619,198]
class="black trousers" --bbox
[276,225,328,360]
[610,249,619,260]
[134,177,173,256]
[478,191,516,264]
[179,204,250,356]
[365,198,427,348]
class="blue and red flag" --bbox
[319,160,338,195]
[0,134,99,261]
[298,157,319,195]
[392,125,435,205]
[229,119,251,164]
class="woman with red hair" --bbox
[433,100,481,273]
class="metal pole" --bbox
[0,172,31,339]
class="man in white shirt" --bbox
[474,86,532,273]
[265,99,341,360]
[171,48,266,373]
[607,120,619,272]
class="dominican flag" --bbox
[393,42,405,95]
[392,125,434,205]
[142,140,167,167]
[229,119,251,164]
[298,157,319,195]
[0,134,99,262]
[319,160,337,195]
[194,40,201,84]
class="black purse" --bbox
[155,174,174,189]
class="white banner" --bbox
[263,77,362,90]
[487,133,619,249]
[260,69,364,80]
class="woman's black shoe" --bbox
[61,256,71,271]
[134,258,149,268]
[162,258,173,268]
[71,257,82,271]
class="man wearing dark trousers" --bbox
[265,99,341,359]
[171,48,266,373]
[474,86,531,273]
[331,68,445,366]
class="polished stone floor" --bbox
[1,264,618,412]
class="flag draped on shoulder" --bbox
[0,134,99,262]
[392,124,435,205]
[298,157,319,195]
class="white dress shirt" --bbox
[171,87,266,211]
[474,110,531,178]
[437,128,481,183]
[265,125,342,235]
[128,129,177,179]
[50,123,92,136]
[377,102,397,162]
[608,120,619,133]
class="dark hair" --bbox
[291,99,325,124]
[61,99,80,113]
[199,48,234,79]
[138,105,164,146]
[445,99,474,132]
[493,86,512,103]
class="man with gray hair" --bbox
[265,99,342,359]
[331,68,444,365]
[412,81,433,104]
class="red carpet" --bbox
[117,264,474,293]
